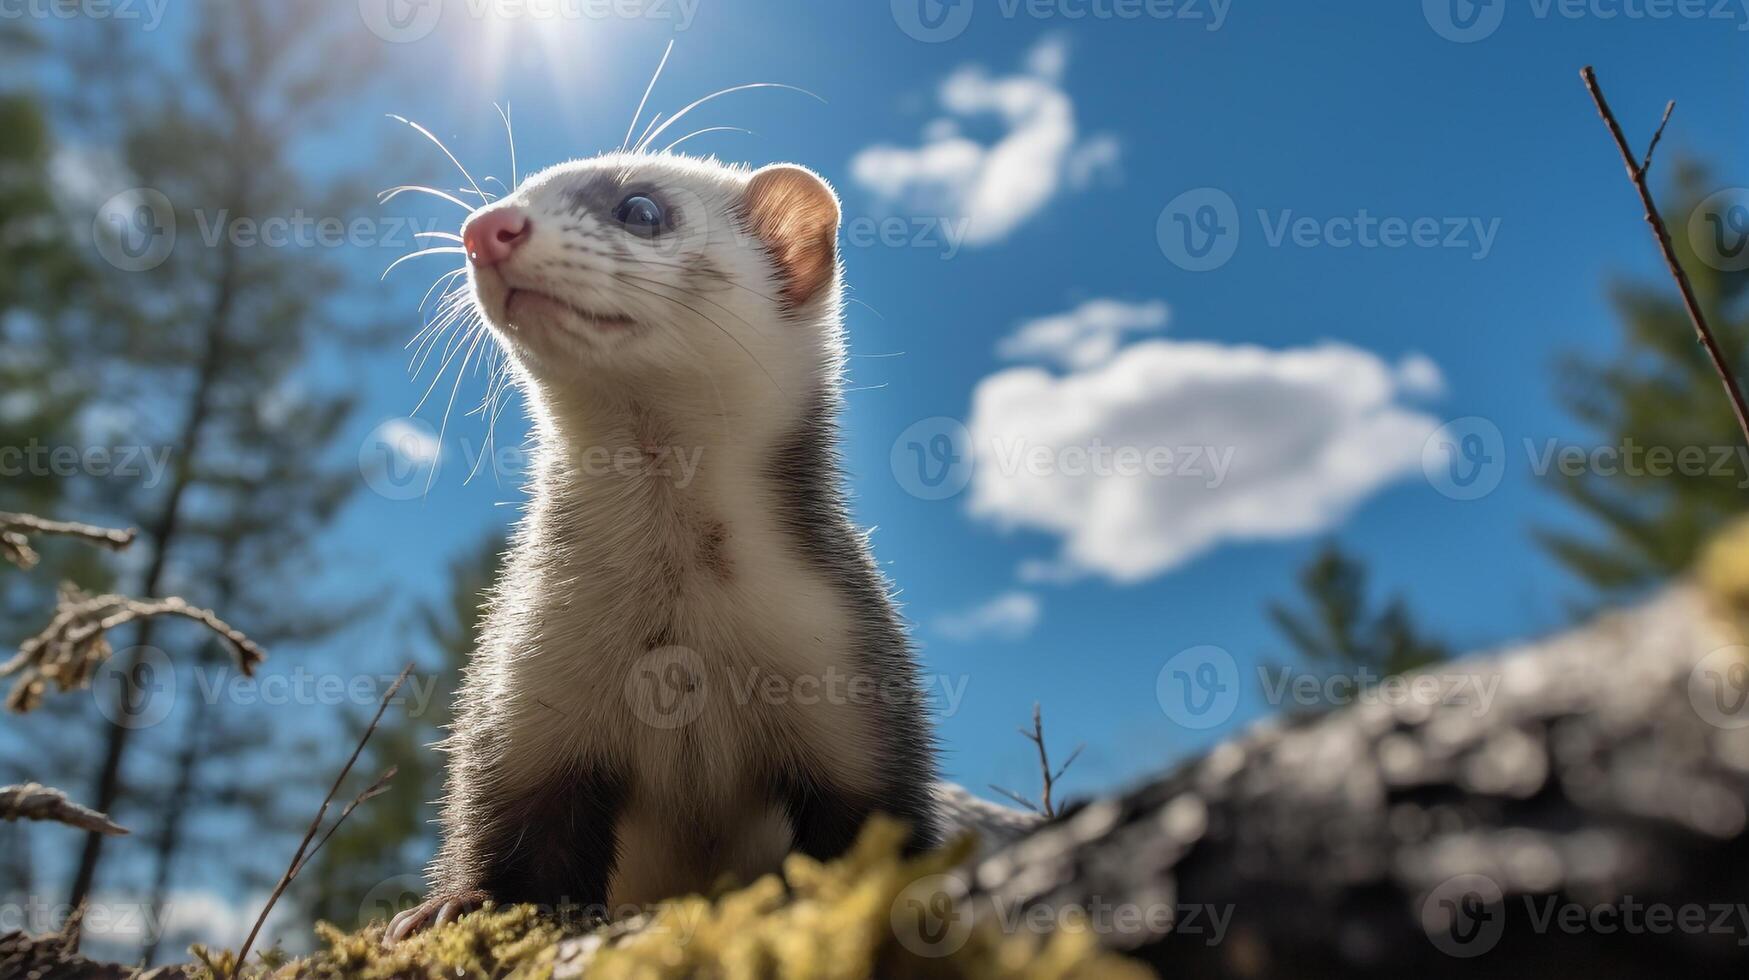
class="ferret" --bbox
[385,151,1035,942]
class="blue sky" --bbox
[92,1,1748,806]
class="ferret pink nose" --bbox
[464,208,530,267]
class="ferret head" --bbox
[459,153,843,417]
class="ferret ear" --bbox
[740,164,840,309]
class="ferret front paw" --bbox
[383,888,491,946]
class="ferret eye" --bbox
[613,194,664,236]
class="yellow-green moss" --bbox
[1700,515,1749,629]
[196,819,1149,979]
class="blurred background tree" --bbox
[0,0,398,961]
[0,29,121,926]
[1540,164,1749,605]
[1266,540,1449,685]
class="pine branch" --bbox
[0,782,127,836]
[1580,67,1749,448]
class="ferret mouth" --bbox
[505,288,637,331]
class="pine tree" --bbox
[0,62,115,923]
[25,0,390,918]
[1540,163,1749,601]
[1267,541,1448,680]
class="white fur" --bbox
[456,154,886,906]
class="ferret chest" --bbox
[499,471,884,802]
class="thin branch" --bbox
[991,703,1084,820]
[2,587,267,712]
[1581,66,1749,448]
[231,663,412,977]
[987,784,1043,815]
[292,766,397,877]
[0,783,127,836]
[0,512,136,571]
[1641,100,1675,175]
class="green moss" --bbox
[1701,516,1749,630]
[198,819,1147,979]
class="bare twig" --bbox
[988,702,1084,820]
[0,783,127,836]
[1581,66,1749,448]
[1,586,266,712]
[292,766,397,877]
[59,900,87,953]
[1641,100,1675,176]
[0,512,135,570]
[231,663,412,977]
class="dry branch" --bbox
[989,702,1083,820]
[0,783,127,836]
[230,663,412,977]
[1,585,267,712]
[1581,66,1749,448]
[0,512,136,571]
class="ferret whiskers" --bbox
[389,114,489,204]
[623,41,674,152]
[636,83,823,154]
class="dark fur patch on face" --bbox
[559,169,685,236]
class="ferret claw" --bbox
[382,889,489,947]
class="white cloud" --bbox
[997,299,1168,371]
[935,591,1042,642]
[967,339,1443,583]
[379,417,442,465]
[1066,134,1122,189]
[1394,351,1446,398]
[849,37,1117,246]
